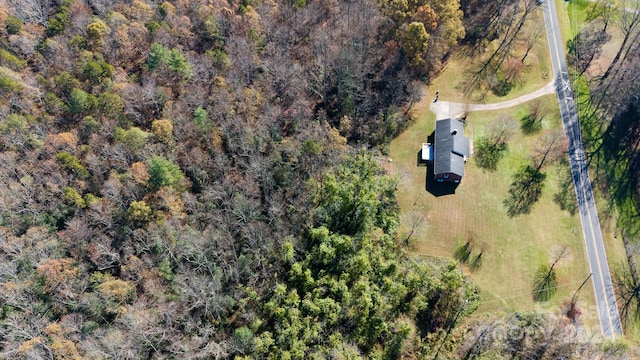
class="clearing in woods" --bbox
[390,89,601,330]
[389,0,632,335]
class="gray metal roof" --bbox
[433,118,469,177]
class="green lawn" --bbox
[391,94,601,330]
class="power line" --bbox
[476,276,597,306]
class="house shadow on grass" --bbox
[424,160,460,196]
[417,131,460,197]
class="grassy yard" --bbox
[390,93,603,330]
[428,7,551,104]
[388,0,638,343]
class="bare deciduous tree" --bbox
[8,0,49,25]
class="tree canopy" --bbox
[0,0,477,356]
[245,151,479,358]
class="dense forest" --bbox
[0,0,632,358]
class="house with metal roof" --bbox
[421,118,469,183]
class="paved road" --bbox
[542,0,622,337]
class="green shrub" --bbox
[0,114,28,134]
[5,15,23,34]
[147,43,192,79]
[193,106,211,131]
[27,134,44,149]
[302,139,321,155]
[205,48,230,70]
[35,38,53,57]
[80,116,100,138]
[0,49,27,71]
[127,200,152,222]
[147,43,169,71]
[86,19,110,45]
[0,74,21,94]
[97,92,124,119]
[80,60,114,85]
[157,259,174,281]
[44,93,67,115]
[35,74,49,89]
[147,156,185,190]
[64,186,86,208]
[158,2,175,18]
[56,151,90,179]
[114,126,150,152]
[234,326,255,354]
[83,193,101,208]
[167,48,193,79]
[144,21,161,35]
[68,88,96,115]
[288,0,306,9]
[151,119,173,143]
[54,71,81,98]
[46,7,71,37]
[69,35,87,50]
[81,321,100,334]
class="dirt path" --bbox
[429,80,556,120]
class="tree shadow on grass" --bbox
[553,158,578,215]
[504,165,546,217]
[594,107,640,236]
[520,114,542,135]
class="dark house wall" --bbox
[435,172,462,183]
